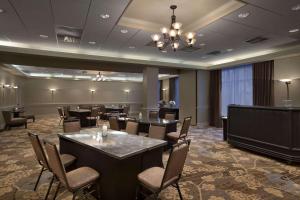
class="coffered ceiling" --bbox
[0,0,299,69]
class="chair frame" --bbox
[137,140,191,200]
[2,111,27,130]
[44,140,100,200]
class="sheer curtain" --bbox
[221,64,253,116]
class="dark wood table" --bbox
[59,129,166,200]
[118,117,178,133]
[68,109,95,127]
[105,107,124,113]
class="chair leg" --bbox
[34,167,44,191]
[72,191,77,200]
[44,175,54,200]
[25,122,27,129]
[59,118,62,126]
[175,183,183,200]
[53,182,61,200]
[96,183,101,200]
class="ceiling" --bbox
[4,64,177,82]
[0,0,299,69]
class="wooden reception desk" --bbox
[228,105,300,163]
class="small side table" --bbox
[222,116,228,141]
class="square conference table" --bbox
[68,109,96,127]
[59,129,167,200]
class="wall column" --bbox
[142,67,159,116]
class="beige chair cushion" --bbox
[138,167,165,192]
[67,167,100,191]
[61,154,76,167]
[167,132,180,141]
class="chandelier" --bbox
[92,72,105,81]
[151,5,196,52]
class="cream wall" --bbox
[274,55,300,107]
[179,70,197,125]
[23,78,143,115]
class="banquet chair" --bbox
[167,117,191,143]
[28,132,76,200]
[137,140,191,200]
[44,141,100,200]
[149,111,159,119]
[148,125,166,140]
[109,116,120,131]
[165,113,176,120]
[63,120,81,133]
[86,108,100,127]
[125,121,139,135]
[57,107,66,125]
[2,111,27,130]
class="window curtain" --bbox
[221,64,253,116]
[209,70,222,127]
[253,60,274,106]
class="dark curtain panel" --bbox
[253,60,274,106]
[209,70,222,127]
[169,78,176,101]
[159,80,163,100]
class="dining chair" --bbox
[44,141,100,200]
[123,106,130,116]
[148,125,166,140]
[137,140,191,200]
[109,116,120,131]
[28,132,76,200]
[86,108,100,127]
[125,121,139,135]
[165,113,176,120]
[63,120,81,133]
[167,117,192,143]
[2,111,27,130]
[57,107,66,125]
[149,111,159,119]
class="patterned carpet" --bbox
[1,115,300,200]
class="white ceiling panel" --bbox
[51,0,91,29]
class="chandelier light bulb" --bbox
[169,29,177,38]
[157,41,164,48]
[160,27,169,34]
[151,34,161,42]
[186,32,195,39]
[173,42,179,49]
[172,22,182,30]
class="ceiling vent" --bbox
[246,36,268,44]
[207,50,221,56]
[56,26,82,44]
[179,46,201,52]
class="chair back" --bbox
[57,107,64,117]
[109,116,120,131]
[123,106,130,115]
[2,111,12,123]
[28,132,49,169]
[90,108,99,117]
[161,140,190,188]
[63,106,71,118]
[44,141,69,188]
[99,105,106,113]
[148,125,166,140]
[165,113,176,120]
[180,117,192,139]
[63,120,81,133]
[149,111,158,119]
[125,121,139,135]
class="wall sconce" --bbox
[124,89,130,93]
[49,88,56,92]
[280,79,292,100]
[3,84,10,88]
[13,86,18,89]
[90,89,96,93]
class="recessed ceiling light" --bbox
[199,43,206,46]
[129,46,135,49]
[0,8,5,13]
[238,12,250,18]
[100,14,110,19]
[120,29,128,34]
[227,48,234,52]
[291,4,300,11]
[198,33,204,37]
[39,34,49,38]
[289,28,299,33]
[88,41,96,45]
[161,50,167,53]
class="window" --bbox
[221,64,253,116]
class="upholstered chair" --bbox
[2,111,27,130]
[44,141,100,200]
[148,125,166,140]
[63,120,81,133]
[86,108,100,127]
[137,140,191,200]
[109,116,120,131]
[167,117,191,143]
[125,121,139,135]
[57,107,66,125]
[149,111,159,119]
[165,113,176,120]
[28,132,76,200]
